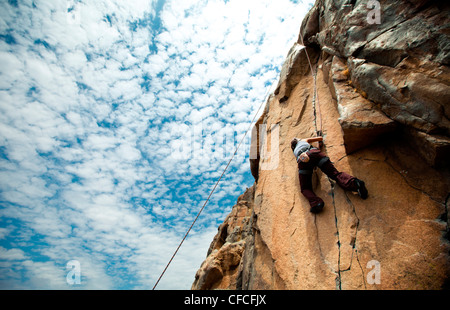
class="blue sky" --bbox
[0,0,313,289]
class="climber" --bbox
[291,137,368,214]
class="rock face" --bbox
[301,0,450,166]
[192,0,450,290]
[192,186,255,290]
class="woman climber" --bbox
[291,137,368,214]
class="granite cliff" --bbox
[192,0,450,290]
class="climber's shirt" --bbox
[293,140,313,161]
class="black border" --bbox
[1,290,447,308]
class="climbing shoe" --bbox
[355,179,368,200]
[310,201,324,214]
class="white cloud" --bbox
[0,0,313,290]
[0,247,26,261]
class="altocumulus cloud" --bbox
[0,0,313,289]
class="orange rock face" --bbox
[192,1,450,290]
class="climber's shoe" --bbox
[355,179,368,200]
[310,201,324,214]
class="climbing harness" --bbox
[152,81,274,290]
[317,156,330,168]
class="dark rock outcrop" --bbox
[300,0,450,165]
[192,186,255,290]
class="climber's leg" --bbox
[312,151,368,199]
[314,154,357,190]
[298,164,324,213]
[306,149,355,189]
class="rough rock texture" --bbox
[274,44,319,103]
[327,55,396,153]
[192,0,450,290]
[300,0,450,166]
[192,186,256,290]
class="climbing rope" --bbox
[152,81,274,290]
[311,65,321,136]
[153,35,323,290]
[299,34,323,137]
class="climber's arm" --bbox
[300,136,323,149]
[305,136,323,144]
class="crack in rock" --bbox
[327,178,342,290]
